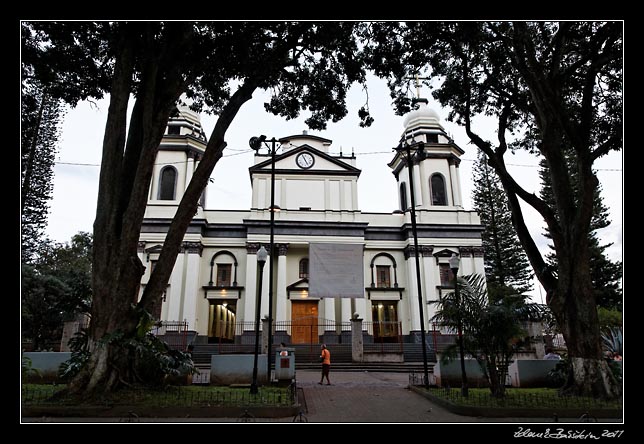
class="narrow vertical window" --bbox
[159,167,177,200]
[400,182,408,211]
[439,263,455,286]
[376,265,391,288]
[216,264,232,287]
[299,258,309,279]
[431,174,447,206]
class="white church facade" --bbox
[137,101,486,346]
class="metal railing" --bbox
[151,320,189,351]
[363,321,403,353]
[22,384,297,408]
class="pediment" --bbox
[249,144,360,175]
[144,244,164,254]
[433,248,458,258]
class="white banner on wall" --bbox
[308,243,364,298]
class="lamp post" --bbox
[250,135,279,383]
[250,246,268,394]
[393,138,430,389]
[449,253,469,397]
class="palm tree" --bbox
[431,274,549,398]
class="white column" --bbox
[260,253,270,319]
[419,162,429,210]
[351,180,358,210]
[413,164,423,206]
[355,297,367,322]
[405,250,421,331]
[243,246,258,330]
[324,298,336,323]
[182,251,201,331]
[455,163,463,207]
[472,247,486,277]
[421,249,436,327]
[459,250,475,275]
[275,246,288,323]
[340,298,351,330]
[324,179,331,210]
[251,178,259,209]
[166,253,185,322]
[185,155,195,191]
[449,161,462,207]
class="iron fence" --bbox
[151,320,189,351]
[363,321,403,353]
[22,384,297,408]
[407,375,620,410]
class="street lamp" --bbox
[393,138,430,390]
[250,246,268,394]
[449,253,469,397]
[250,135,279,383]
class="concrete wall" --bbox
[210,354,268,386]
[433,358,488,388]
[508,359,559,388]
[363,352,404,363]
[23,352,71,383]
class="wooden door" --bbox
[291,301,319,344]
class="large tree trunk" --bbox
[550,245,620,399]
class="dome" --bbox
[402,101,441,129]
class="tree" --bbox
[472,150,533,300]
[539,158,622,310]
[21,233,94,350]
[21,79,64,262]
[431,274,546,398]
[24,21,370,395]
[367,22,622,398]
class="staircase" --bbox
[191,342,437,374]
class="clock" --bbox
[296,152,315,169]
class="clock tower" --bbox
[248,131,361,212]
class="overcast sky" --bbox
[47,74,623,302]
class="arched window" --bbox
[400,182,408,211]
[158,166,177,200]
[299,258,309,279]
[430,174,447,206]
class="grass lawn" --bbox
[426,387,621,410]
[22,384,295,408]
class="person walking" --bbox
[319,344,331,385]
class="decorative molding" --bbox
[137,241,146,253]
[459,246,473,257]
[403,245,419,259]
[181,241,203,255]
[421,245,434,257]
[472,246,485,258]
[277,243,290,256]
[246,242,261,254]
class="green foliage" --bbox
[430,274,543,397]
[546,355,570,389]
[58,328,90,381]
[22,355,41,380]
[601,327,622,356]
[22,232,93,350]
[539,158,622,310]
[598,307,622,332]
[472,151,533,295]
[100,308,197,386]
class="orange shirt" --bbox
[321,349,331,365]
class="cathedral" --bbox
[137,100,485,347]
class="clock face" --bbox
[296,152,315,169]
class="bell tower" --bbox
[389,98,465,212]
[148,105,208,205]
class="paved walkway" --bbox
[23,371,623,423]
